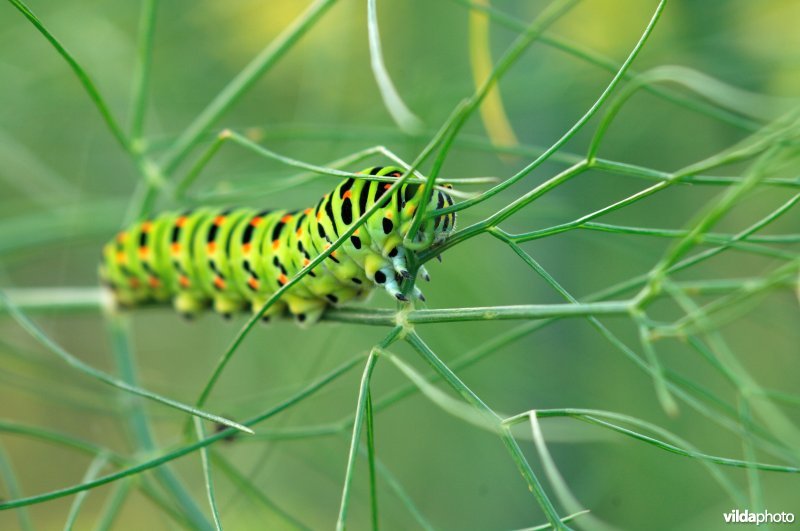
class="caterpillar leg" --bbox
[375,266,409,302]
[382,274,425,302]
[387,248,429,282]
[285,296,326,327]
[418,265,431,282]
[104,286,139,310]
[173,292,208,319]
[295,307,325,326]
[250,298,287,323]
[412,285,426,302]
[389,250,411,279]
[213,296,246,320]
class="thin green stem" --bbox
[367,0,422,133]
[0,291,251,433]
[172,132,229,199]
[194,419,223,530]
[420,162,589,261]
[337,352,380,531]
[514,510,592,531]
[579,221,799,246]
[527,412,614,531]
[223,132,431,183]
[129,0,158,143]
[0,420,124,463]
[108,315,213,530]
[337,328,402,531]
[0,291,631,325]
[507,409,799,474]
[0,444,33,530]
[661,259,800,336]
[593,158,799,188]
[405,331,567,530]
[326,301,631,325]
[6,0,131,153]
[64,454,110,531]
[448,0,762,132]
[211,451,310,531]
[365,390,380,531]
[144,126,800,188]
[93,480,132,531]
[405,0,580,245]
[430,0,667,218]
[635,316,679,416]
[488,230,798,465]
[637,142,792,306]
[0,355,363,510]
[161,0,336,174]
[738,398,765,513]
[366,449,433,531]
[136,476,199,529]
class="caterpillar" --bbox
[99,166,456,324]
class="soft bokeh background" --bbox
[1,0,798,529]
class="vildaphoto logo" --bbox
[723,509,795,525]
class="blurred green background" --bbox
[0,0,798,529]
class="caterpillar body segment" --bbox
[100,166,456,323]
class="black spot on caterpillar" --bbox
[99,166,457,324]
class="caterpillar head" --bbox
[372,165,457,247]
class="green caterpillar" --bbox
[100,166,456,323]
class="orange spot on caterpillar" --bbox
[316,211,323,221]
[304,208,312,215]
[115,251,126,263]
[407,205,416,216]
[179,275,191,288]
[170,242,181,255]
[176,216,188,228]
[116,232,128,243]
[343,190,352,199]
[354,228,360,235]
[129,278,140,288]
[383,183,391,190]
[278,273,288,285]
[213,276,226,290]
[385,211,393,219]
[281,214,293,223]
[248,277,260,290]
[207,242,217,253]
[250,217,262,227]
[141,221,153,232]
[214,215,226,226]
[303,258,311,266]
[148,276,160,289]
[138,246,149,258]
[242,243,252,254]
[272,239,280,250]
[296,227,303,237]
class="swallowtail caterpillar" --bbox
[99,166,456,324]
